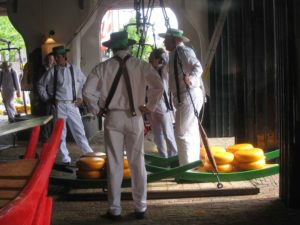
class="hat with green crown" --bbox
[159,28,190,42]
[102,31,136,49]
[52,45,70,55]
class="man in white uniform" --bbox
[0,61,21,123]
[159,28,205,165]
[37,46,93,164]
[148,48,178,158]
[83,31,163,220]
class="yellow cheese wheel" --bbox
[76,170,102,179]
[203,161,233,173]
[76,157,105,171]
[234,148,264,163]
[123,168,131,179]
[206,151,234,165]
[81,152,107,160]
[200,146,226,160]
[226,143,254,154]
[124,157,129,169]
[237,158,266,171]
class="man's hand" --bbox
[97,108,106,117]
[139,105,151,114]
[74,98,83,107]
[183,73,192,86]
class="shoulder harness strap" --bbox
[69,65,76,101]
[102,54,136,116]
[53,66,58,101]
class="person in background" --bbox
[159,28,205,165]
[148,48,178,158]
[0,61,21,123]
[37,52,56,143]
[83,31,163,221]
[37,46,93,164]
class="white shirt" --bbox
[147,65,170,115]
[83,50,164,115]
[0,68,21,92]
[37,62,86,102]
[168,42,204,97]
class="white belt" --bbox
[56,100,74,104]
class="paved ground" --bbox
[50,174,300,225]
[1,120,300,225]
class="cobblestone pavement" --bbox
[50,174,300,225]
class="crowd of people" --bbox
[0,27,204,221]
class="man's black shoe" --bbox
[135,211,146,220]
[102,211,121,221]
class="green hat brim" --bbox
[158,33,190,42]
[102,39,136,49]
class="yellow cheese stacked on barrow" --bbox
[76,152,106,179]
[226,143,254,154]
[200,146,226,160]
[200,146,234,172]
[234,148,266,171]
[76,152,131,179]
[123,156,131,179]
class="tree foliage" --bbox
[0,16,25,61]
[124,18,154,61]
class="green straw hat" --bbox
[52,45,70,55]
[102,31,136,49]
[159,28,190,42]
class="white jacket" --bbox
[83,50,164,115]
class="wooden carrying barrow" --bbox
[0,119,64,225]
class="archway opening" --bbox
[100,7,178,61]
[0,15,30,120]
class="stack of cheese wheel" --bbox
[201,146,234,172]
[123,156,131,179]
[226,143,254,154]
[76,152,106,179]
[200,146,226,160]
[234,147,266,171]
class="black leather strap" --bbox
[158,67,172,111]
[69,65,76,101]
[102,55,136,116]
[53,66,58,101]
[174,51,181,103]
[122,56,136,116]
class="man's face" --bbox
[163,36,176,51]
[55,54,66,66]
[48,55,55,66]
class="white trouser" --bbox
[174,88,204,165]
[1,90,16,120]
[150,111,178,158]
[104,110,147,215]
[56,102,93,163]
